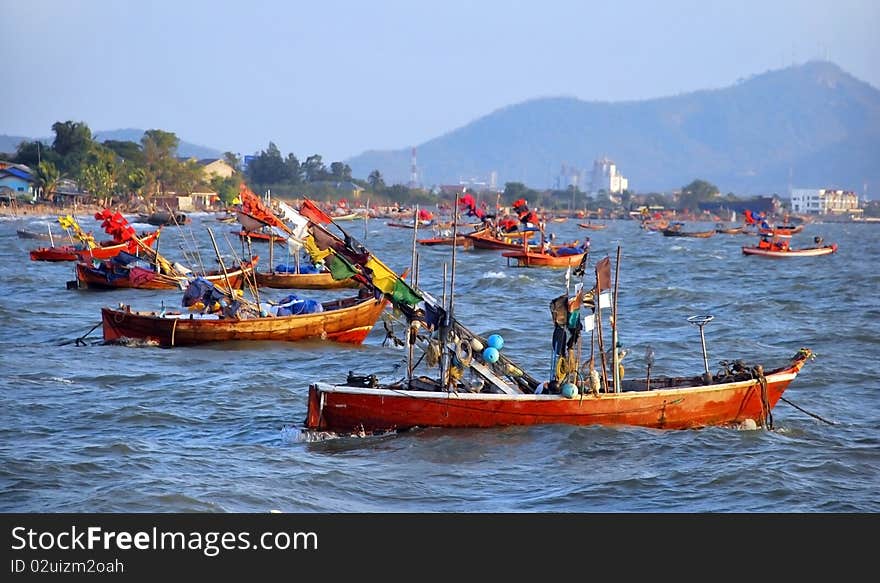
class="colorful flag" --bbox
[595,256,611,291]
[326,254,357,281]
[299,198,334,225]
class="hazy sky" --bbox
[3,0,878,163]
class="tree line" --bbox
[2,121,789,216]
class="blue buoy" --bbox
[487,334,504,350]
[561,382,578,398]
[482,347,500,363]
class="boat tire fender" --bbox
[456,339,473,366]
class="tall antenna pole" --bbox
[410,147,418,188]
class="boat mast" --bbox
[441,193,462,390]
[407,206,420,382]
[611,246,622,393]
[206,227,234,296]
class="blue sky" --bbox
[3,0,878,163]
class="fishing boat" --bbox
[714,224,746,235]
[16,228,55,240]
[233,228,288,245]
[72,253,258,291]
[501,239,589,268]
[29,230,160,262]
[329,212,363,221]
[417,235,471,247]
[296,241,814,434]
[137,210,190,226]
[465,226,538,251]
[641,220,669,232]
[101,293,388,347]
[304,348,814,433]
[661,222,715,238]
[758,224,804,238]
[742,236,838,258]
[255,269,359,290]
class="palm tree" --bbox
[34,161,61,204]
[368,170,385,192]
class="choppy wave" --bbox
[1,217,878,512]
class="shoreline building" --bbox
[589,157,628,196]
[790,187,861,217]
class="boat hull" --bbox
[30,231,160,262]
[254,270,359,290]
[305,357,808,433]
[501,250,587,268]
[465,228,537,251]
[662,229,715,238]
[416,236,470,247]
[742,244,837,258]
[75,261,254,290]
[101,296,387,347]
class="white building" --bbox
[790,188,861,216]
[590,157,628,196]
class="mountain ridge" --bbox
[346,60,880,195]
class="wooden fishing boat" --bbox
[73,256,257,290]
[465,227,538,251]
[254,270,359,290]
[640,219,669,232]
[661,223,715,238]
[233,229,288,245]
[715,224,746,235]
[101,294,388,347]
[416,234,471,247]
[759,224,804,237]
[387,220,434,229]
[742,242,838,258]
[578,222,607,230]
[29,230,160,262]
[16,228,54,240]
[501,245,588,268]
[330,212,363,221]
[303,348,814,433]
[138,211,190,226]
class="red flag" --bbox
[299,198,334,224]
[595,256,611,292]
[238,183,292,233]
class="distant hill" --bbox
[0,129,223,160]
[346,61,880,195]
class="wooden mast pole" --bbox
[206,227,234,296]
[611,246,622,393]
[441,193,462,390]
[595,260,609,393]
[407,205,419,381]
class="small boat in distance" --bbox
[742,235,838,258]
[715,223,746,235]
[661,222,715,238]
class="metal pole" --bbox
[687,315,714,384]
[699,326,710,378]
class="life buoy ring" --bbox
[455,338,473,366]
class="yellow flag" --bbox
[302,235,332,263]
[365,257,398,295]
